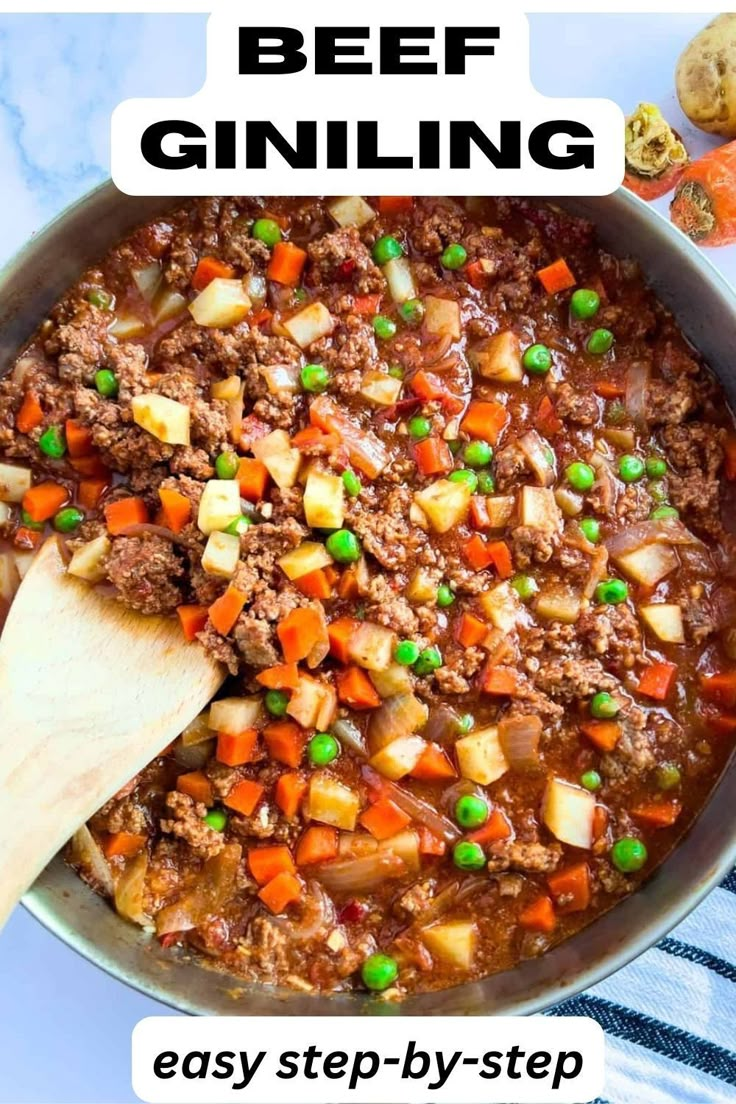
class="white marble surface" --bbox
[0,12,733,1104]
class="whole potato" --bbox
[676,14,736,138]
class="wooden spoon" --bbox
[0,536,224,929]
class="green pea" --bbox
[20,509,43,531]
[408,415,431,440]
[452,840,486,871]
[587,328,614,355]
[394,640,420,666]
[570,288,600,320]
[38,426,66,459]
[215,451,239,480]
[265,689,290,717]
[224,514,253,536]
[455,794,489,830]
[414,646,442,676]
[619,455,645,483]
[325,528,361,563]
[458,713,474,733]
[590,691,619,720]
[398,298,425,325]
[53,507,84,534]
[95,368,119,398]
[581,770,602,792]
[579,517,601,544]
[308,732,340,766]
[646,456,667,479]
[436,584,455,608]
[440,243,467,270]
[476,471,495,494]
[611,837,648,873]
[522,343,552,375]
[252,218,282,248]
[656,763,681,791]
[595,578,629,605]
[342,470,362,497]
[361,953,398,992]
[86,287,114,311]
[650,505,679,520]
[448,440,462,455]
[388,364,404,380]
[373,314,397,341]
[448,469,478,492]
[292,287,308,304]
[372,235,403,266]
[463,440,492,468]
[511,574,538,602]
[300,363,330,393]
[565,461,595,493]
[648,480,668,504]
[204,809,228,831]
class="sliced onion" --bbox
[68,824,114,897]
[625,360,650,427]
[362,766,461,844]
[173,737,216,770]
[133,262,163,304]
[498,715,541,770]
[422,333,453,365]
[518,430,555,487]
[440,779,483,813]
[181,710,213,747]
[156,842,241,935]
[332,718,367,758]
[271,881,335,941]
[423,704,463,746]
[590,453,617,513]
[606,517,705,558]
[582,545,610,601]
[368,693,429,754]
[114,851,149,926]
[118,522,184,544]
[313,852,406,894]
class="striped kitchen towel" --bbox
[548,869,736,1103]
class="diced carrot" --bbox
[487,540,513,579]
[294,567,333,600]
[177,770,213,806]
[274,772,308,818]
[337,570,360,600]
[336,665,381,709]
[291,425,338,451]
[410,742,457,781]
[295,825,339,865]
[102,832,147,859]
[16,391,44,434]
[216,728,258,767]
[192,255,236,291]
[547,861,591,914]
[248,844,296,886]
[360,798,412,840]
[103,496,148,535]
[252,308,273,328]
[460,400,509,445]
[378,196,413,214]
[277,607,326,664]
[480,664,520,696]
[237,457,270,502]
[418,827,446,856]
[469,496,491,530]
[158,487,191,534]
[263,721,306,768]
[537,258,576,295]
[413,437,453,476]
[724,436,736,481]
[177,604,208,642]
[70,454,111,479]
[267,241,308,286]
[468,808,512,845]
[256,663,300,690]
[14,526,43,550]
[22,482,69,523]
[64,419,94,458]
[208,585,247,636]
[704,711,736,736]
[632,801,681,828]
[519,895,556,933]
[463,533,495,572]
[580,719,621,753]
[353,294,382,316]
[700,670,736,709]
[456,612,488,649]
[225,778,264,817]
[327,616,359,664]
[410,370,464,415]
[595,380,626,400]
[258,871,302,914]
[464,258,494,289]
[638,662,678,702]
[78,478,108,511]
[535,395,563,436]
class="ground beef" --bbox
[46,303,111,385]
[233,614,281,668]
[578,603,643,672]
[307,228,385,294]
[411,208,465,255]
[106,534,185,614]
[534,657,617,702]
[487,841,563,874]
[510,524,559,567]
[160,791,225,859]
[645,378,697,426]
[554,382,600,425]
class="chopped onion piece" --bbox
[518,430,555,487]
[173,737,216,770]
[132,262,162,304]
[498,714,542,770]
[363,767,461,844]
[368,693,429,753]
[332,718,367,758]
[606,517,704,558]
[625,360,650,427]
[68,824,114,897]
[114,851,149,926]
[313,852,406,894]
[262,363,300,396]
[156,843,242,934]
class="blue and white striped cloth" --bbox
[547,869,736,1103]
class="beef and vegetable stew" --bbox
[1,195,734,999]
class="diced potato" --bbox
[360,371,402,407]
[486,494,516,529]
[306,772,360,830]
[197,479,241,535]
[153,288,188,325]
[383,256,416,304]
[519,485,562,532]
[409,502,429,529]
[370,662,413,698]
[414,479,472,534]
[67,535,111,583]
[327,196,376,229]
[131,393,191,446]
[209,695,262,735]
[379,829,420,874]
[456,725,508,785]
[0,502,10,525]
[480,582,524,634]
[406,566,438,603]
[109,314,147,340]
[601,427,636,450]
[201,530,241,579]
[640,603,685,644]
[287,674,337,730]
[188,278,251,328]
[211,375,243,401]
[348,621,396,671]
[262,364,301,396]
[424,296,461,340]
[303,470,345,529]
[555,487,583,517]
[615,543,678,586]
[470,331,523,383]
[278,541,334,581]
[0,462,31,503]
[252,429,302,489]
[536,587,581,624]
[369,734,426,780]
[0,552,20,603]
[283,302,335,349]
[422,921,477,970]
[542,777,595,849]
[132,262,162,303]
